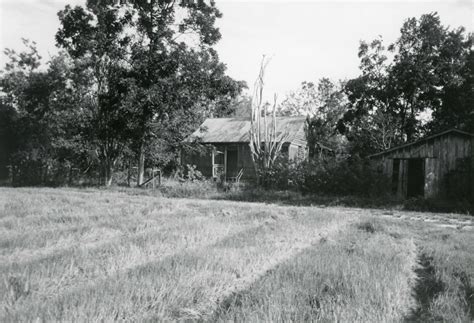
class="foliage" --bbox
[1,1,243,186]
[278,78,347,158]
[254,153,390,198]
[180,164,204,182]
[279,78,346,118]
[255,155,300,190]
[339,12,472,156]
[228,94,252,117]
[391,13,472,139]
[56,3,135,186]
[0,41,93,186]
[429,48,474,133]
[300,156,391,197]
[338,37,403,156]
[122,0,245,184]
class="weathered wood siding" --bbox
[376,132,472,199]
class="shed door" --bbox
[226,148,238,178]
[407,158,425,198]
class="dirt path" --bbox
[329,206,474,230]
[379,210,473,229]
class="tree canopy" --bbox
[1,0,244,185]
[339,12,473,156]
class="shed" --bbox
[370,129,474,199]
[182,117,307,181]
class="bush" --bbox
[256,155,390,198]
[257,156,299,190]
[299,156,391,197]
[404,197,473,214]
[173,164,204,182]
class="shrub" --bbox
[173,164,204,182]
[404,197,473,214]
[256,155,390,197]
[299,156,391,197]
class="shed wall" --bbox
[377,133,472,199]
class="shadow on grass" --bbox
[213,187,402,209]
[17,219,283,320]
[455,271,474,320]
[7,182,473,214]
[210,245,323,322]
[405,253,445,322]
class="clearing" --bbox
[0,187,472,321]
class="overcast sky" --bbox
[1,0,472,101]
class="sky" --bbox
[1,0,472,101]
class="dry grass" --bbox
[0,187,472,322]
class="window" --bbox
[214,150,224,165]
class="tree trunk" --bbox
[127,159,132,187]
[103,159,114,187]
[105,170,113,187]
[137,142,145,186]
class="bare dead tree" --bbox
[249,56,289,184]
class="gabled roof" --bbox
[369,129,474,158]
[183,117,307,145]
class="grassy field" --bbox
[0,187,473,322]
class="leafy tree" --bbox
[390,12,471,140]
[227,94,252,117]
[340,12,472,156]
[428,37,474,133]
[279,78,347,158]
[0,41,86,185]
[56,2,135,185]
[338,38,402,155]
[126,0,244,184]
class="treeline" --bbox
[279,13,473,158]
[1,8,472,188]
[263,12,472,199]
[0,0,245,186]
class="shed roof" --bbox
[184,116,307,145]
[369,129,474,158]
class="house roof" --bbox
[369,129,474,158]
[183,116,307,145]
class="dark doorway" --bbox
[392,159,400,194]
[226,148,238,178]
[407,159,425,198]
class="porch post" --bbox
[211,147,215,177]
[224,147,227,181]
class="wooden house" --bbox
[182,117,307,181]
[370,129,474,199]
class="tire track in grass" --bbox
[0,217,252,303]
[177,215,359,321]
[404,253,445,322]
[211,219,418,322]
[0,215,280,321]
[2,207,355,321]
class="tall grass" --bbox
[0,187,472,321]
[213,220,418,322]
[0,188,355,321]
